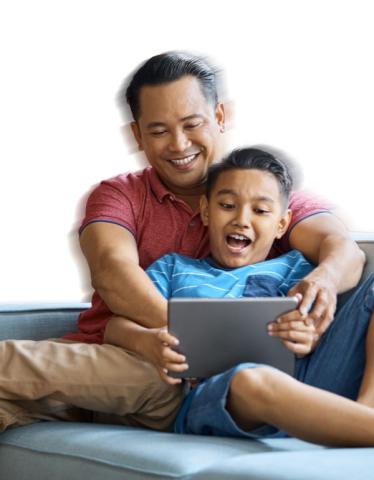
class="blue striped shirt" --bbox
[146,250,314,299]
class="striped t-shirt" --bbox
[146,250,313,299]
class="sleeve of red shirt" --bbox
[79,174,139,238]
[271,190,333,257]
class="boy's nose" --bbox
[232,208,251,228]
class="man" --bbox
[0,52,365,434]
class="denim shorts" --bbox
[174,363,286,438]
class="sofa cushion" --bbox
[0,304,88,341]
[0,422,325,480]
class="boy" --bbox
[115,147,374,447]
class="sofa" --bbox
[1,235,374,480]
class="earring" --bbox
[220,124,225,133]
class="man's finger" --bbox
[297,283,319,316]
[308,290,329,322]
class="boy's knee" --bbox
[230,367,275,406]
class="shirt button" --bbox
[189,220,196,227]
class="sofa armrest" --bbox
[0,304,90,341]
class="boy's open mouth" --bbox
[226,233,252,252]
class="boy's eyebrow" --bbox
[146,114,204,129]
[216,189,275,203]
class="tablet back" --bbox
[168,297,298,378]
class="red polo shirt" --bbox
[64,167,330,343]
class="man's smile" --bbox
[167,153,200,170]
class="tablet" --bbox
[167,297,298,378]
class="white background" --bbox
[1,0,373,303]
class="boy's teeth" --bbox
[230,234,248,240]
[170,154,196,165]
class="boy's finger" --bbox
[268,320,314,333]
[158,330,180,346]
[164,361,189,373]
[162,347,186,363]
[269,329,313,343]
[281,340,309,355]
[158,368,182,385]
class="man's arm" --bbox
[287,213,366,333]
[80,222,168,329]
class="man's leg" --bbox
[0,339,183,432]
[295,273,374,399]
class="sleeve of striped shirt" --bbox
[145,254,175,299]
[277,251,315,295]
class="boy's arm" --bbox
[80,222,168,329]
[103,317,188,384]
[287,213,365,334]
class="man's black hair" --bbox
[118,51,219,121]
[206,147,294,208]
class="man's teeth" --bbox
[170,154,196,165]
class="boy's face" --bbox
[131,76,225,196]
[200,168,292,269]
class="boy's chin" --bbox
[214,255,252,269]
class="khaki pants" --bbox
[0,339,183,433]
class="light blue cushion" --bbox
[0,422,324,480]
[0,304,89,341]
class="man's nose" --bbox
[168,130,191,152]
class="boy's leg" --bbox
[0,339,183,432]
[227,366,374,447]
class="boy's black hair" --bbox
[118,51,219,121]
[206,147,294,208]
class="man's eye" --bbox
[150,131,167,137]
[185,123,201,130]
[254,208,269,214]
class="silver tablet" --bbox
[168,297,298,378]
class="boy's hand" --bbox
[140,327,189,385]
[267,308,320,357]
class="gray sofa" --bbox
[1,235,374,480]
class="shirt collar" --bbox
[147,167,175,203]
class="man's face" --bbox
[131,76,225,196]
[200,169,291,269]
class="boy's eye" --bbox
[219,202,235,209]
[254,208,270,214]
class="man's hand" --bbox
[268,308,320,357]
[140,327,189,385]
[287,265,338,335]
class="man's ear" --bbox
[276,209,292,239]
[200,195,209,226]
[130,121,144,151]
[215,102,225,133]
